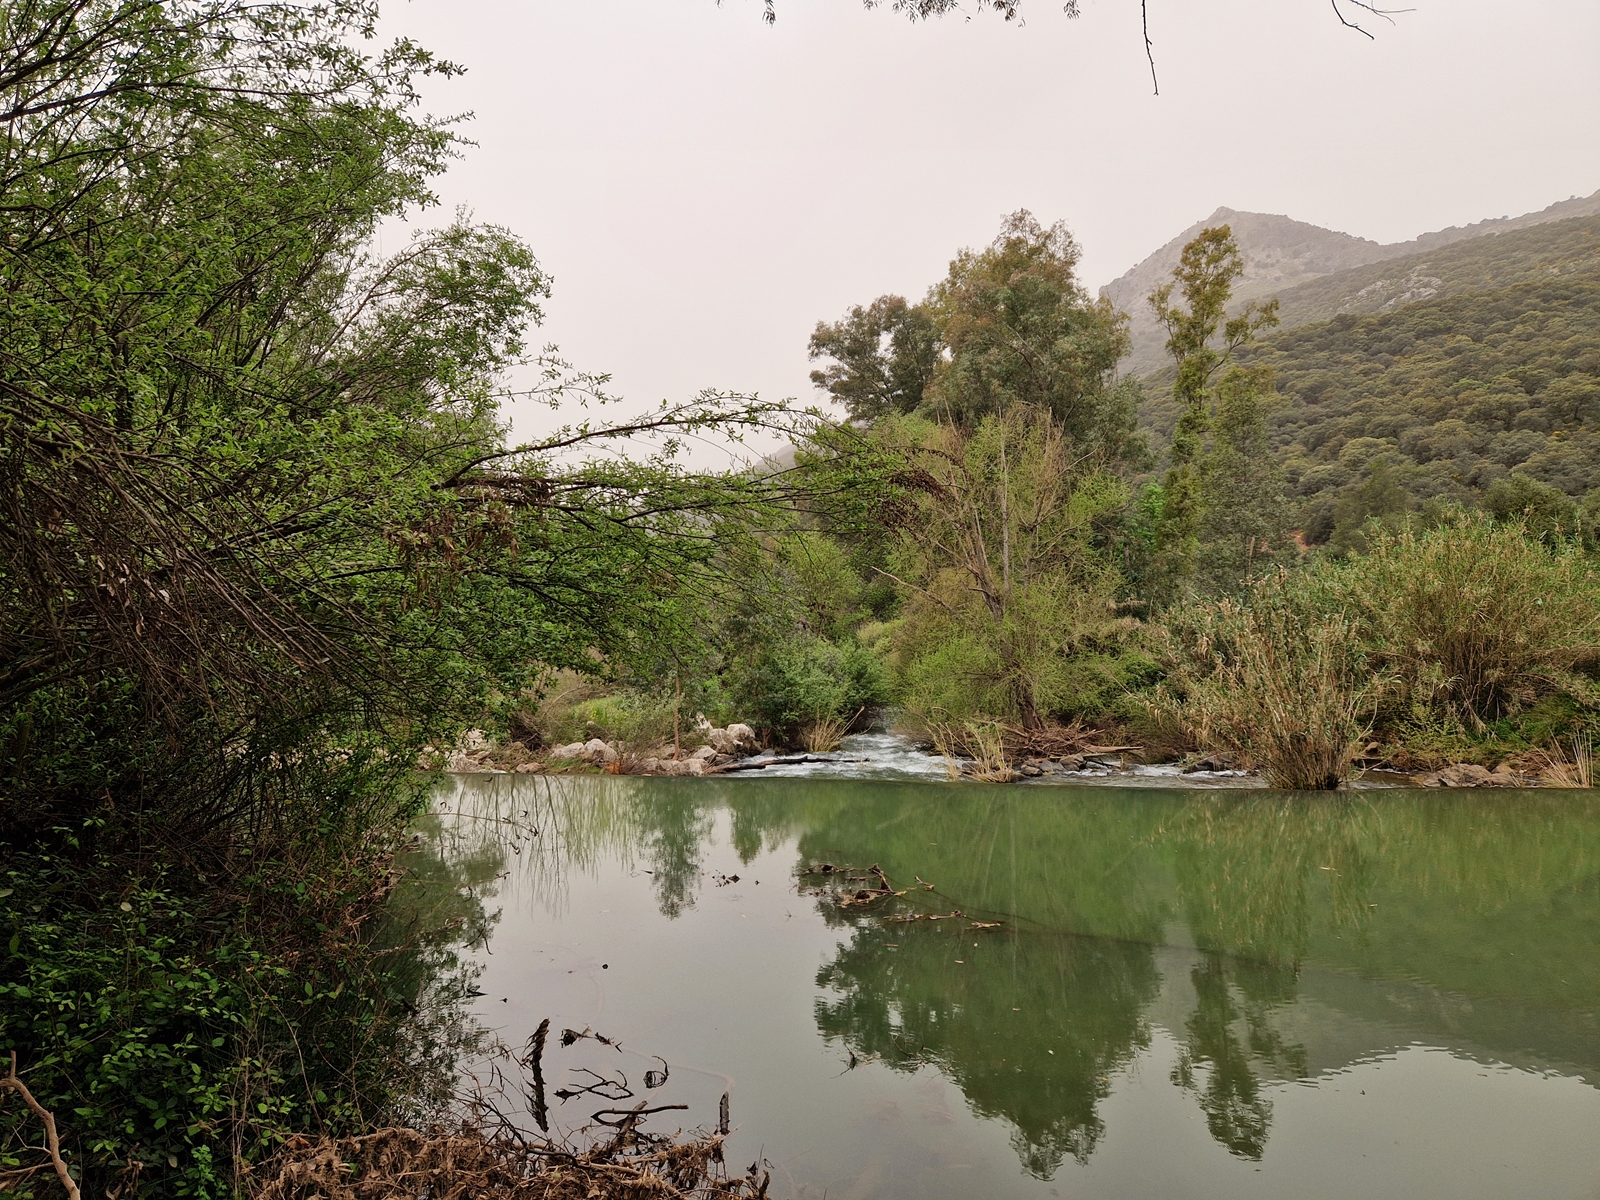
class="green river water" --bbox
[429,773,1600,1199]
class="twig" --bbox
[0,1052,81,1200]
[590,1101,690,1127]
[1141,0,1158,94]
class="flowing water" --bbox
[427,760,1600,1199]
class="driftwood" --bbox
[707,755,871,774]
[1001,720,1139,761]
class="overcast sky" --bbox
[376,0,1600,451]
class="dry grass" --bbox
[253,1123,768,1200]
[928,717,1016,783]
[800,713,847,753]
[1534,736,1595,788]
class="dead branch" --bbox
[0,1052,82,1200]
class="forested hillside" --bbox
[1135,214,1600,547]
[1267,212,1600,331]
[1109,193,1600,377]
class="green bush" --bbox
[1305,517,1600,729]
[1153,517,1600,779]
[894,577,1154,729]
[0,825,483,1199]
[733,635,889,746]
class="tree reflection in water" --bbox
[814,913,1158,1177]
[433,776,1600,1176]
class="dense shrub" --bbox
[0,821,485,1199]
[1305,517,1600,729]
[1155,518,1600,783]
[895,580,1154,729]
[1151,594,1381,789]
[732,635,889,746]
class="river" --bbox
[425,760,1600,1199]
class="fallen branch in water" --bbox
[708,755,871,774]
[554,1068,633,1104]
[0,1052,81,1200]
[797,862,915,906]
[591,1101,690,1127]
[520,1019,551,1133]
[882,910,966,923]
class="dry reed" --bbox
[1535,735,1595,788]
[928,717,1016,783]
[252,1123,767,1200]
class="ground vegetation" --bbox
[800,215,1600,785]
[0,1,872,1194]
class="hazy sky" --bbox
[375,0,1600,449]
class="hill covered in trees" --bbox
[1106,191,1600,377]
[1134,213,1600,548]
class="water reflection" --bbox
[813,915,1158,1177]
[438,775,1600,1181]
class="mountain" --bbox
[1131,212,1600,549]
[1102,190,1600,377]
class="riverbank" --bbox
[433,723,1586,790]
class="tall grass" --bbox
[801,709,857,753]
[1152,596,1382,790]
[1538,736,1595,788]
[1154,518,1600,782]
[928,716,1016,783]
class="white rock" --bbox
[549,742,586,761]
[457,728,491,753]
[582,738,619,765]
[691,743,719,762]
[706,727,736,755]
[726,723,758,750]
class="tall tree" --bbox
[880,406,1140,730]
[1146,226,1285,599]
[808,294,940,422]
[929,211,1132,446]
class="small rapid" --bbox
[730,726,1268,787]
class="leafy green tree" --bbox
[1325,456,1414,556]
[807,213,1136,450]
[1195,366,1293,591]
[808,295,941,421]
[1146,225,1285,599]
[928,211,1131,441]
[879,408,1149,728]
[0,3,871,1191]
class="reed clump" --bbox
[1533,736,1595,788]
[1154,518,1600,785]
[1150,596,1381,790]
[801,706,866,753]
[928,717,1016,782]
[1306,518,1600,730]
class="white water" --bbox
[734,728,1270,788]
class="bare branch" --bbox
[1,1053,82,1200]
